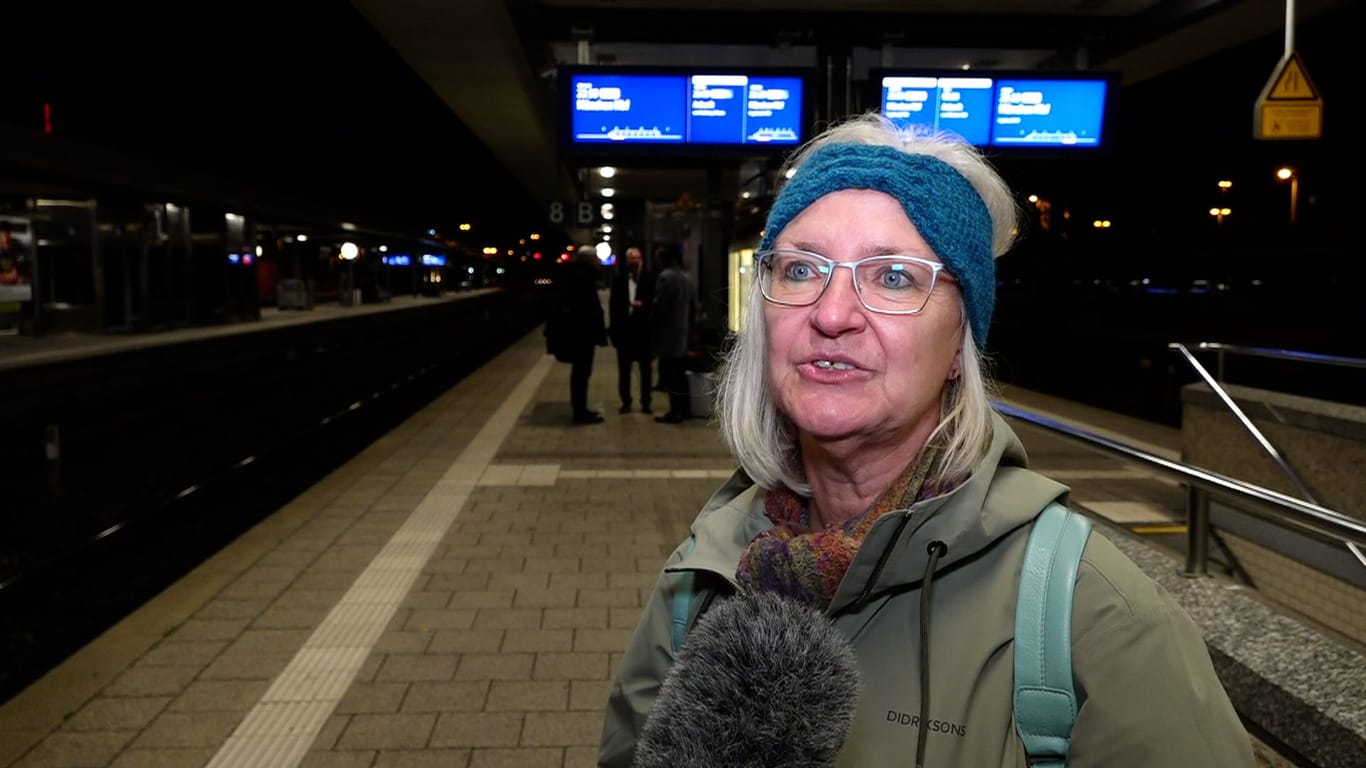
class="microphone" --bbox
[632,591,861,768]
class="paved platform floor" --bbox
[0,323,1270,768]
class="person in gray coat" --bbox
[650,246,693,423]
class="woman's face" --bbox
[764,189,964,448]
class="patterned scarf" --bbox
[736,445,953,610]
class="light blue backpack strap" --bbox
[669,537,699,653]
[1014,502,1092,767]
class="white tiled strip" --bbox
[480,465,736,485]
[206,352,554,768]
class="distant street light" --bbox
[1275,167,1298,224]
[1208,207,1232,225]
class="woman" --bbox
[599,113,1254,766]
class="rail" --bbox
[1190,341,1366,382]
[992,401,1366,576]
[1168,342,1319,505]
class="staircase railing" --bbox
[991,402,1366,577]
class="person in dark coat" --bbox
[561,245,608,424]
[651,246,693,423]
[608,246,656,414]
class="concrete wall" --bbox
[1181,382,1366,645]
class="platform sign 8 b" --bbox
[548,201,598,226]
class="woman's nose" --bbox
[810,267,867,335]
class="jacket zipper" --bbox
[851,508,916,611]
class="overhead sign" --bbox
[875,71,1115,150]
[1254,52,1322,140]
[557,65,811,156]
[548,200,600,227]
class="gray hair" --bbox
[714,112,1015,494]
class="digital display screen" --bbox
[382,254,412,266]
[566,68,806,148]
[881,76,995,146]
[421,254,446,267]
[991,79,1107,147]
[876,71,1112,150]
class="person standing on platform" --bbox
[599,113,1255,766]
[609,245,656,414]
[560,244,608,424]
[651,246,693,424]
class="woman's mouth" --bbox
[811,359,857,371]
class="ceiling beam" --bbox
[351,0,575,209]
[1096,0,1350,84]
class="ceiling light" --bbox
[599,167,617,178]
[601,187,616,198]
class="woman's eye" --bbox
[785,261,818,280]
[878,269,914,289]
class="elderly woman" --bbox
[598,113,1254,767]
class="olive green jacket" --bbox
[599,413,1255,767]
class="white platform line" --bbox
[206,350,553,768]
[480,466,737,484]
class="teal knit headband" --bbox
[759,143,995,347]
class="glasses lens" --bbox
[761,251,830,305]
[854,257,937,313]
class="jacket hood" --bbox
[675,412,1069,613]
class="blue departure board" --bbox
[874,70,1114,150]
[572,74,687,143]
[564,68,807,149]
[881,76,995,146]
[991,79,1107,147]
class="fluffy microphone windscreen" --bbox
[632,591,861,768]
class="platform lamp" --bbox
[1275,167,1298,224]
[339,241,360,306]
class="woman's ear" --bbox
[948,350,962,381]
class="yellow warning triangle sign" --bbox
[1265,53,1318,100]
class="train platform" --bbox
[0,318,1359,767]
[0,291,502,374]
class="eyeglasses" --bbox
[756,248,952,315]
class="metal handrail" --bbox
[1169,342,1320,505]
[992,402,1366,575]
[1192,341,1366,382]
